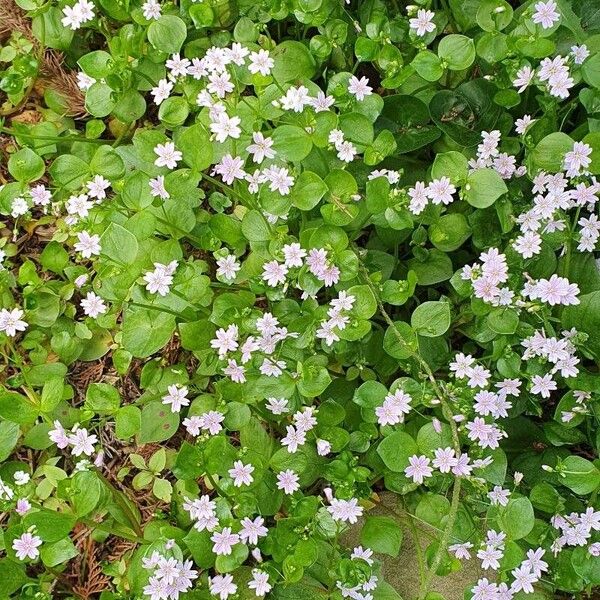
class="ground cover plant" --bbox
[0,0,600,598]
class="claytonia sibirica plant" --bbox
[1,0,600,599]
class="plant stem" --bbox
[353,251,463,600]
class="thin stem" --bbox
[353,250,463,600]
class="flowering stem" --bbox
[353,252,462,599]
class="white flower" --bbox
[276,469,300,494]
[209,574,237,599]
[150,175,170,199]
[563,141,592,177]
[77,72,96,90]
[409,9,436,36]
[281,425,306,453]
[213,154,246,185]
[327,498,363,524]
[281,85,311,113]
[239,516,268,545]
[513,65,534,93]
[523,548,548,577]
[515,115,535,134]
[61,0,95,30]
[432,447,458,473]
[488,486,511,507]
[12,532,42,561]
[513,231,542,258]
[530,373,557,398]
[223,359,246,383]
[74,231,101,258]
[142,0,161,20]
[86,175,110,200]
[216,254,240,281]
[246,131,276,164]
[477,545,503,570]
[228,460,254,487]
[308,91,335,112]
[211,527,240,555]
[316,439,331,455]
[154,141,182,169]
[471,578,498,600]
[263,165,294,195]
[351,545,374,565]
[49,420,69,449]
[211,324,239,357]
[262,260,288,287]
[207,71,234,97]
[16,498,31,515]
[0,308,28,337]
[532,0,560,29]
[533,274,579,305]
[248,50,273,76]
[210,113,242,143]
[449,542,473,560]
[143,261,178,296]
[227,42,249,66]
[166,53,190,77]
[427,177,456,205]
[282,242,306,268]
[11,197,28,218]
[265,397,288,414]
[161,384,189,413]
[405,455,433,484]
[337,140,357,162]
[571,44,590,64]
[348,75,373,101]
[13,471,30,485]
[510,565,538,594]
[248,570,271,597]
[151,79,173,105]
[68,427,97,456]
[81,292,107,318]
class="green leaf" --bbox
[122,308,176,358]
[561,456,600,495]
[271,41,317,82]
[354,380,388,408]
[40,377,64,412]
[0,559,27,597]
[100,223,139,265]
[8,148,44,182]
[0,390,38,424]
[23,510,76,542]
[0,421,19,461]
[431,151,468,182]
[438,35,476,70]
[291,171,328,210]
[464,168,507,208]
[429,214,471,251]
[84,383,121,414]
[40,538,78,568]
[272,126,312,161]
[148,15,187,53]
[71,471,104,517]
[139,401,179,443]
[383,321,418,359]
[179,124,213,171]
[377,431,418,472]
[498,497,535,540]
[115,405,142,439]
[411,301,451,337]
[360,516,403,557]
[529,132,574,173]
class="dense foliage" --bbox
[1,0,600,599]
